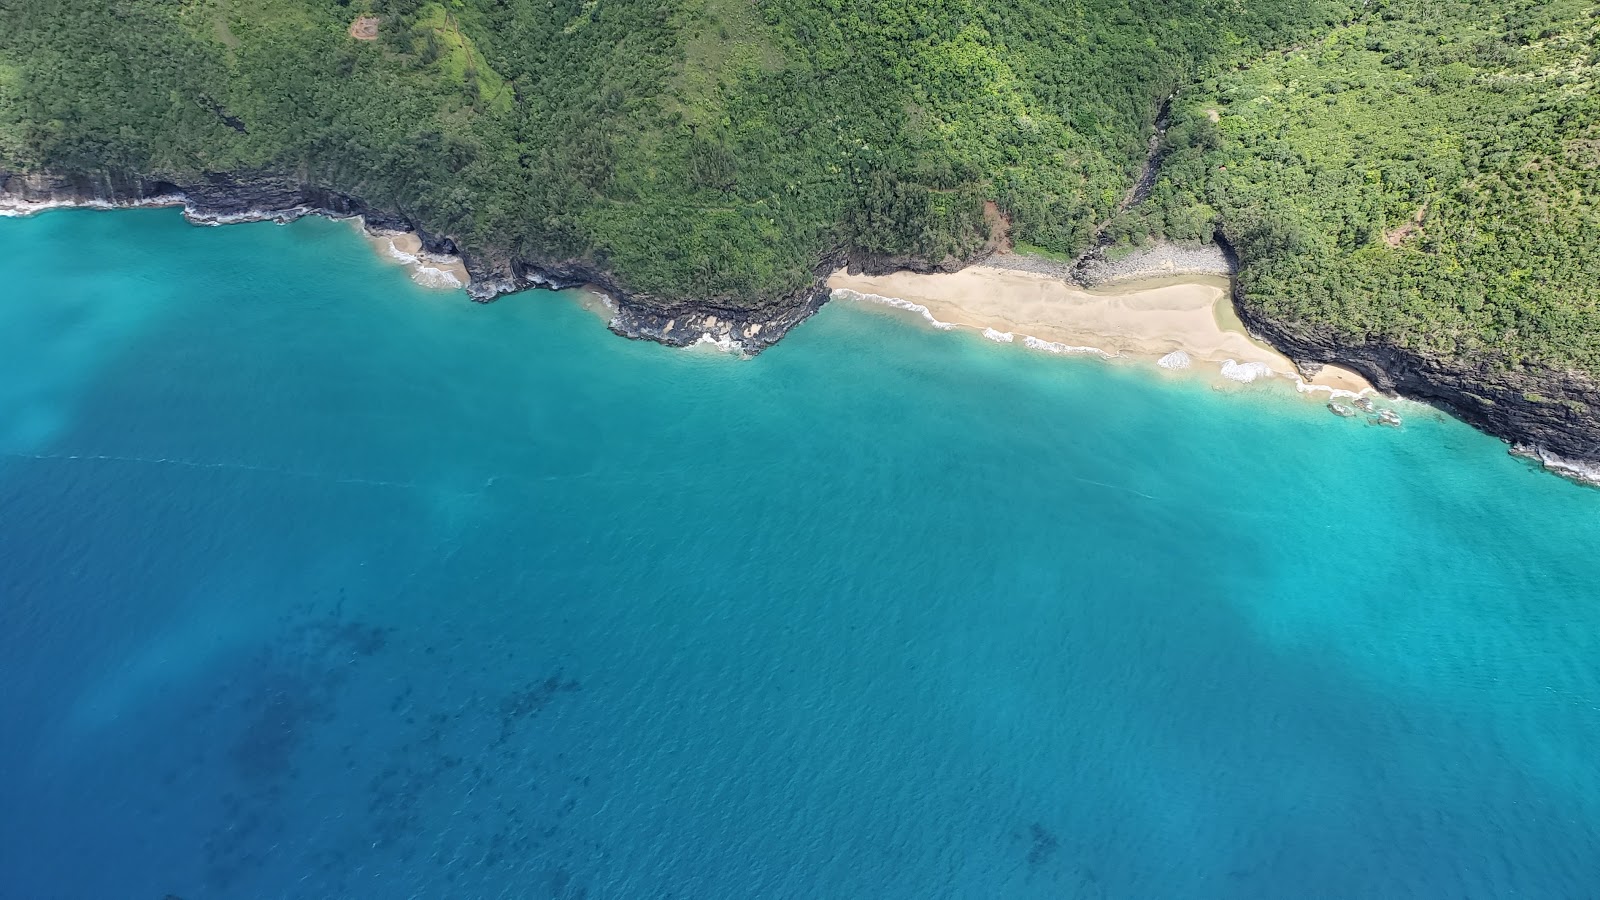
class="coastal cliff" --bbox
[4,168,1597,485]
[1233,298,1600,485]
[0,170,827,354]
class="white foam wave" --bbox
[831,288,955,330]
[982,327,1015,343]
[1219,359,1273,382]
[1157,349,1192,370]
[690,332,745,354]
[184,205,312,226]
[384,243,420,265]
[1022,335,1112,357]
[1514,444,1600,487]
[0,198,91,217]
[1293,379,1365,400]
[0,195,184,217]
[411,266,464,289]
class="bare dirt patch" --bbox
[349,16,380,41]
[1384,203,1427,247]
[983,200,1013,253]
[1563,138,1600,169]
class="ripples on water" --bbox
[1,210,1598,898]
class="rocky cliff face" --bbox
[479,254,833,354]
[0,170,413,232]
[5,168,1597,484]
[1234,298,1600,484]
[0,169,826,355]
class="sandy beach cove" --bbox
[361,226,471,290]
[827,265,1372,397]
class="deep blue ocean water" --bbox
[1,209,1598,898]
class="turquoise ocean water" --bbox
[2,209,1598,898]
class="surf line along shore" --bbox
[359,224,471,289]
[827,265,1373,397]
[0,186,472,293]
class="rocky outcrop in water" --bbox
[0,169,827,355]
[1233,297,1600,485]
[5,168,1597,484]
[479,254,835,355]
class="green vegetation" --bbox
[1123,0,1600,373]
[0,0,1346,301]
[1,0,1594,381]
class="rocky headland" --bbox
[4,168,1596,486]
[0,170,828,355]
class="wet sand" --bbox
[362,227,470,290]
[828,266,1372,396]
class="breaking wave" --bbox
[831,289,955,330]
[1157,350,1192,370]
[1022,336,1112,357]
[1219,359,1273,382]
[411,266,464,289]
[384,243,419,265]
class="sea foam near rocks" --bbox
[411,266,464,289]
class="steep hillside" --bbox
[1121,0,1600,466]
[0,0,1347,301]
[4,0,1599,470]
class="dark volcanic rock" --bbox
[471,250,837,355]
[1233,295,1600,484]
[0,169,423,245]
[6,167,1598,482]
[0,168,825,354]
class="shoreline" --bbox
[0,173,821,355]
[828,265,1374,400]
[0,188,469,292]
[0,192,188,219]
[4,176,1597,487]
[358,225,470,290]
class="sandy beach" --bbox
[362,226,471,290]
[828,265,1372,396]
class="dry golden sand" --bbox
[362,227,471,290]
[827,265,1372,396]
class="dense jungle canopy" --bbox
[1,0,1596,373]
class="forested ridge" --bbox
[1126,0,1600,377]
[1,0,1597,385]
[0,0,1345,298]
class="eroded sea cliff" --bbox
[4,168,1596,485]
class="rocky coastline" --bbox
[1232,298,1600,486]
[4,169,1597,486]
[0,170,827,356]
